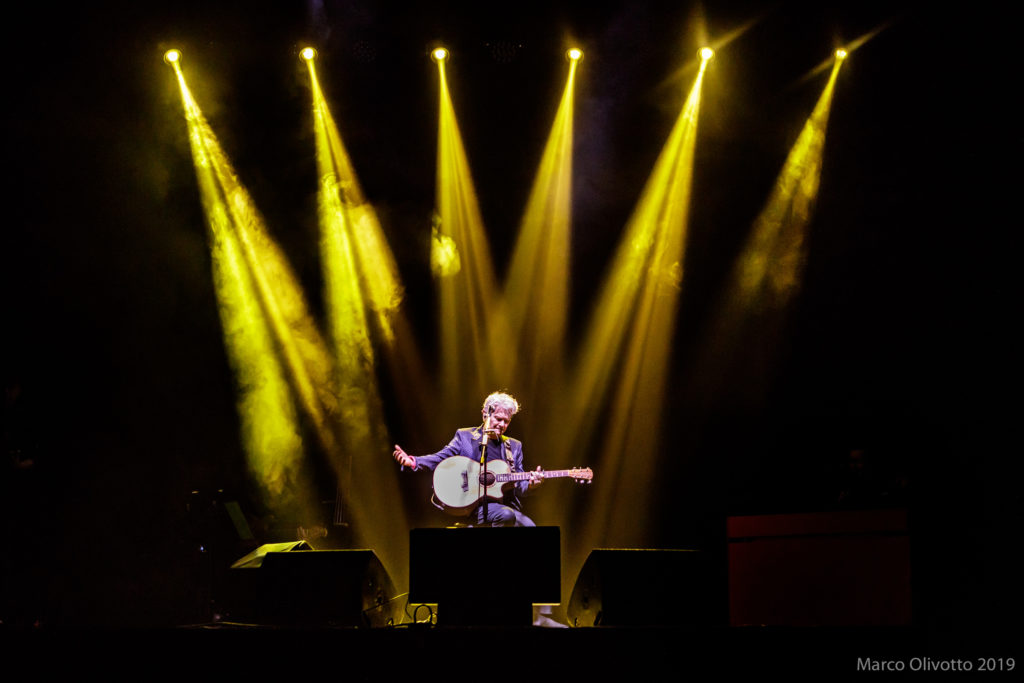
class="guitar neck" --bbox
[498,470,580,482]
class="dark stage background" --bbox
[0,0,1016,657]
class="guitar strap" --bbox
[481,431,516,471]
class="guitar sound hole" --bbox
[479,472,496,487]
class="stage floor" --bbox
[6,622,1014,679]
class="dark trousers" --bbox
[474,503,535,527]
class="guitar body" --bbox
[432,456,512,515]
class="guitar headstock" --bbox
[569,467,593,483]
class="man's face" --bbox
[483,407,513,436]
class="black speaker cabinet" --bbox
[409,526,560,626]
[227,546,398,627]
[568,548,707,627]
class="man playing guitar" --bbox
[392,391,544,526]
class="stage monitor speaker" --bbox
[227,546,398,627]
[568,548,707,627]
[409,526,560,626]
[230,540,311,568]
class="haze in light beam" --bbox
[693,57,844,411]
[171,62,339,525]
[306,58,420,584]
[433,58,506,417]
[739,61,840,308]
[554,61,708,463]
[551,61,708,603]
[499,57,577,410]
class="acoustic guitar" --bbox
[432,455,593,515]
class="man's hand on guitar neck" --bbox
[527,466,545,490]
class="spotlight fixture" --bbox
[835,48,848,60]
[163,49,181,65]
[699,47,714,61]
[432,47,449,62]
[300,47,317,61]
[566,48,583,61]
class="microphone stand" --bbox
[480,406,494,526]
[480,430,488,526]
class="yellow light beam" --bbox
[304,57,432,440]
[554,56,710,463]
[305,56,425,586]
[738,56,842,314]
[498,53,578,409]
[551,57,709,607]
[433,52,507,418]
[691,54,845,412]
[168,55,340,526]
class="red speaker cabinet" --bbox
[727,508,911,626]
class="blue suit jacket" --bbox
[414,426,529,509]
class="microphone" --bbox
[481,404,495,464]
[484,403,496,439]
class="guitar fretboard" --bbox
[497,470,585,482]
